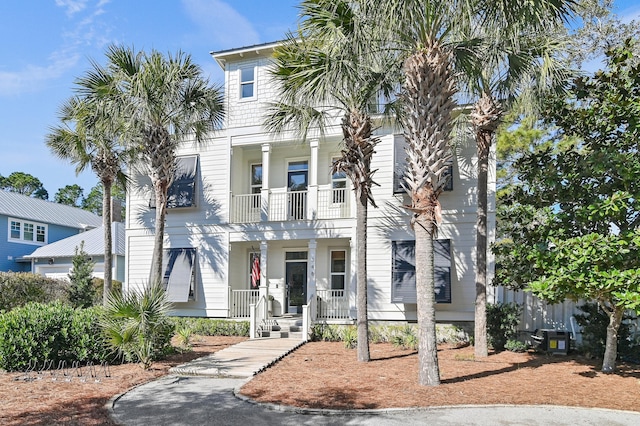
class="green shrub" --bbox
[91,278,123,305]
[574,302,636,359]
[486,302,522,351]
[0,302,109,371]
[505,339,528,353]
[0,272,68,312]
[342,326,357,349]
[170,317,250,336]
[391,325,419,350]
[101,284,175,369]
[310,322,342,342]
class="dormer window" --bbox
[240,65,256,99]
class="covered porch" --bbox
[227,239,354,330]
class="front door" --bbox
[285,251,308,313]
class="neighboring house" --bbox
[25,222,126,283]
[0,190,103,273]
[124,41,496,335]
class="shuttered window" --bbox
[391,239,452,304]
[162,248,196,302]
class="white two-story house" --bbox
[124,41,496,336]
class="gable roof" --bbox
[25,222,125,259]
[0,190,102,229]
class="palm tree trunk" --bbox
[102,180,113,305]
[149,181,169,286]
[356,193,370,362]
[415,215,440,386]
[474,128,491,357]
[471,93,501,358]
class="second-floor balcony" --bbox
[231,186,351,223]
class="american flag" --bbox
[251,256,260,288]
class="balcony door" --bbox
[287,160,308,220]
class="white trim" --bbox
[238,63,257,101]
[7,217,48,245]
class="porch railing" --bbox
[302,291,317,342]
[317,188,350,219]
[231,194,261,223]
[249,295,267,339]
[231,187,353,223]
[230,289,260,318]
[316,289,350,320]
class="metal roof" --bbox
[0,190,102,229]
[25,222,125,259]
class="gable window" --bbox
[240,66,256,99]
[394,139,453,194]
[8,218,47,245]
[331,157,347,204]
[330,250,347,290]
[391,239,452,303]
[162,248,197,302]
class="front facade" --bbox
[124,42,496,328]
[0,191,103,273]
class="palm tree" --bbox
[266,0,398,362]
[463,4,577,358]
[47,86,128,305]
[100,45,224,285]
[372,0,482,386]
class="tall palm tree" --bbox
[47,88,128,305]
[372,0,481,386]
[266,0,398,362]
[100,45,224,285]
[463,3,577,358]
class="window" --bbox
[391,239,452,303]
[162,248,196,302]
[8,218,47,244]
[251,164,263,194]
[150,155,198,209]
[288,160,308,220]
[240,66,255,99]
[24,223,34,241]
[249,252,261,288]
[330,250,346,290]
[394,139,453,194]
[10,221,20,239]
[167,155,198,208]
[331,157,347,204]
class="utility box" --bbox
[532,329,570,355]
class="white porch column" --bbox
[308,139,319,219]
[307,239,317,303]
[261,143,271,222]
[259,240,268,317]
[349,237,357,318]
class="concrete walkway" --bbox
[108,338,640,426]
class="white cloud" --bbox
[55,0,88,16]
[0,1,110,96]
[182,0,261,49]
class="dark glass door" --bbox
[286,259,307,313]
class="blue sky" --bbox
[0,0,639,198]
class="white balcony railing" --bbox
[316,289,350,320]
[317,188,349,219]
[231,194,261,223]
[231,187,351,223]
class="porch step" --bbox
[258,316,304,340]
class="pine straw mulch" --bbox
[2,338,640,426]
[0,336,246,426]
[240,341,640,412]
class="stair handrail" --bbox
[249,295,267,339]
[301,291,317,342]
